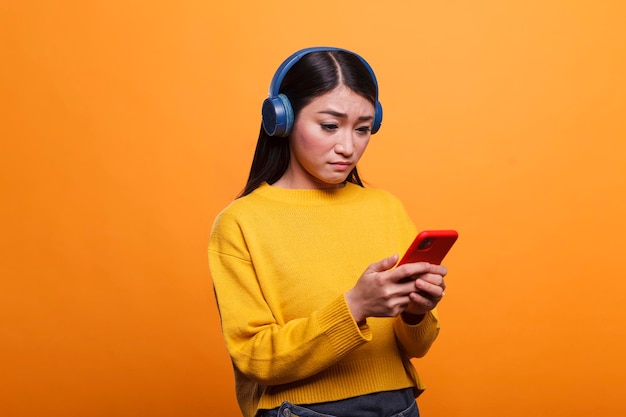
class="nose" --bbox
[334,129,354,156]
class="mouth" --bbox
[329,161,353,170]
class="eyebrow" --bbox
[318,110,373,121]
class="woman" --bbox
[209,47,448,417]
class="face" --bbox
[275,85,375,190]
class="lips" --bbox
[329,161,353,170]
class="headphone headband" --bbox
[261,46,383,137]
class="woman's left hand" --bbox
[402,264,447,317]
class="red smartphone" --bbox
[397,230,458,266]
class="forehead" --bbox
[306,85,374,111]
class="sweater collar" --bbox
[253,182,363,206]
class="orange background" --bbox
[2,1,625,416]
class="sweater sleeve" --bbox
[209,211,371,386]
[393,309,440,358]
[384,192,441,358]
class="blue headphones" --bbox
[261,47,383,137]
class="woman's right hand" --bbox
[345,254,447,324]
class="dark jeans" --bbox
[261,398,419,417]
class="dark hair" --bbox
[239,50,378,197]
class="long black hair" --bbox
[239,50,378,197]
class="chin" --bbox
[311,179,343,189]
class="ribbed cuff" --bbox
[316,295,372,357]
[394,309,440,358]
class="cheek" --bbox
[355,137,371,156]
[292,127,327,155]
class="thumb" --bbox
[368,254,399,273]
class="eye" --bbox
[320,123,338,131]
[356,126,372,134]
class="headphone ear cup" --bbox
[371,100,383,134]
[261,93,294,137]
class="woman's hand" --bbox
[402,263,447,317]
[345,255,448,324]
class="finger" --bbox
[409,290,444,306]
[415,278,446,298]
[427,264,448,278]
[366,254,399,273]
[392,263,435,285]
[395,261,432,277]
[406,293,434,314]
[417,273,446,290]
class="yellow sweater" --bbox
[208,182,440,417]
